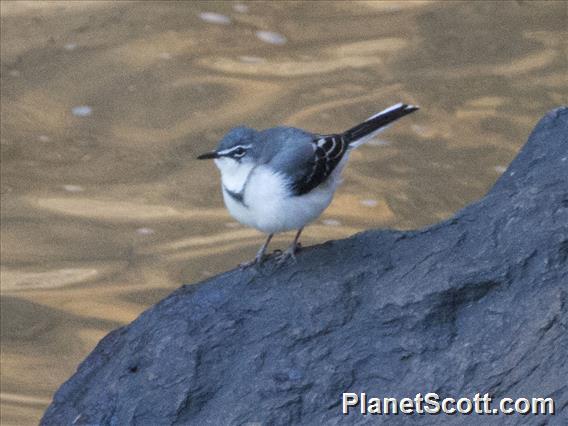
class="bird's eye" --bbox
[233,147,246,157]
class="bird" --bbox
[197,102,419,267]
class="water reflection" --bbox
[1,1,565,424]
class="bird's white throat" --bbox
[214,157,254,193]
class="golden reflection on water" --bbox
[1,1,566,424]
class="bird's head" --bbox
[197,126,259,164]
[197,127,261,189]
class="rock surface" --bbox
[42,109,568,425]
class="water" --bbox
[1,1,566,424]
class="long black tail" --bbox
[342,103,419,146]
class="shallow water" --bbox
[1,1,566,424]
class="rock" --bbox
[42,108,568,425]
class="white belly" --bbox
[222,162,345,234]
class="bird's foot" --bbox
[239,259,256,269]
[240,234,274,270]
[240,250,277,269]
[240,234,302,269]
[275,243,300,266]
[239,254,266,269]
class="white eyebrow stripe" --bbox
[217,144,253,156]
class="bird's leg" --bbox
[240,233,273,268]
[277,227,304,265]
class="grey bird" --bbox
[197,103,419,267]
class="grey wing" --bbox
[270,134,349,196]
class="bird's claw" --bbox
[275,244,300,266]
[239,253,266,269]
[239,250,279,269]
[239,259,257,269]
[240,241,302,269]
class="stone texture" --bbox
[42,108,568,425]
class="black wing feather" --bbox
[288,103,418,196]
[290,134,348,196]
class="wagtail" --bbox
[198,103,418,266]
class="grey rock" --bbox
[42,108,568,425]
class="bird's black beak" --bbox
[197,151,219,160]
